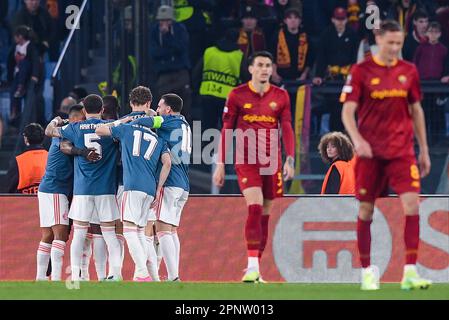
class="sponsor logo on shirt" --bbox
[370,77,381,85]
[243,114,276,123]
[269,102,278,110]
[398,75,407,84]
[243,103,253,109]
[370,89,407,99]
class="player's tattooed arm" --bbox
[60,140,101,162]
[410,102,431,177]
[45,116,66,138]
[151,152,172,209]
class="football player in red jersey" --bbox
[341,20,432,290]
[213,51,295,283]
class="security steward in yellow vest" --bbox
[6,123,48,194]
[195,29,247,132]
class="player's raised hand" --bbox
[213,164,225,188]
[51,116,64,127]
[353,137,373,158]
[418,151,431,178]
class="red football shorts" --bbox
[355,155,421,202]
[235,164,284,200]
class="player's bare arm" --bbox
[151,152,172,209]
[342,101,373,158]
[283,156,295,181]
[45,116,65,138]
[95,125,112,137]
[409,102,431,177]
[59,140,101,162]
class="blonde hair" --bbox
[318,131,354,163]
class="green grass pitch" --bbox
[0,282,448,300]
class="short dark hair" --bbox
[23,123,44,145]
[103,95,120,113]
[413,9,428,21]
[378,19,403,35]
[82,94,103,114]
[69,104,84,115]
[70,86,88,101]
[428,21,441,32]
[129,86,153,106]
[248,51,274,66]
[14,25,32,40]
[161,93,183,112]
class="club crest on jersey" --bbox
[398,75,407,84]
[370,77,381,85]
[269,102,278,110]
[243,103,252,109]
[242,177,248,184]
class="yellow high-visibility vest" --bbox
[199,46,243,99]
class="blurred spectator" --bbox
[5,123,47,194]
[150,5,192,123]
[54,96,76,119]
[102,95,120,120]
[271,7,311,83]
[313,7,359,84]
[195,28,246,132]
[69,86,88,102]
[12,0,53,57]
[269,0,303,24]
[7,25,41,125]
[436,1,449,46]
[173,0,214,66]
[313,7,359,132]
[414,21,449,145]
[386,0,421,35]
[357,25,380,62]
[414,22,449,81]
[237,5,266,59]
[402,9,429,61]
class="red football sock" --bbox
[245,204,263,256]
[405,215,420,265]
[258,215,270,262]
[357,218,372,268]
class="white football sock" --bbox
[92,234,107,280]
[36,242,51,281]
[124,226,149,278]
[247,257,259,271]
[70,224,88,281]
[108,234,124,278]
[80,234,92,280]
[172,231,180,276]
[100,226,122,279]
[50,240,66,281]
[157,231,178,280]
[146,236,160,281]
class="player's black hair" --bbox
[70,86,88,101]
[82,94,103,114]
[427,21,441,32]
[102,95,120,120]
[248,51,274,66]
[161,93,183,113]
[23,123,45,145]
[378,19,403,35]
[129,86,153,106]
[413,9,429,21]
[69,104,84,114]
[13,25,33,41]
